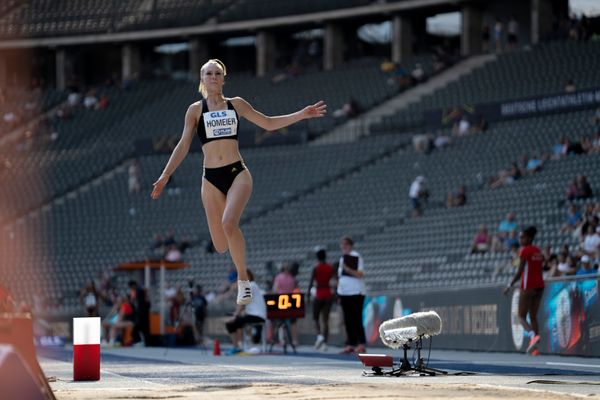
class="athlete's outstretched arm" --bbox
[151,104,197,199]
[232,97,326,132]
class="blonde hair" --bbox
[199,59,227,98]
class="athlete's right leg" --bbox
[321,298,332,343]
[518,290,534,333]
[201,179,228,253]
[529,289,544,335]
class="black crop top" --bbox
[197,99,239,145]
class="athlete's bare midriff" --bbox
[201,139,243,168]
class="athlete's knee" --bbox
[221,217,239,237]
[214,244,228,254]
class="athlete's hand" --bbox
[151,174,169,199]
[302,100,327,119]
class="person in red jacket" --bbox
[503,226,544,355]
[307,248,335,351]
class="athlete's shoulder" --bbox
[187,101,203,116]
[228,97,248,107]
[187,100,203,111]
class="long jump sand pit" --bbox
[42,347,600,400]
[53,382,594,400]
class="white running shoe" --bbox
[237,280,252,305]
[314,334,325,350]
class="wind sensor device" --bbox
[358,311,448,377]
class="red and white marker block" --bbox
[73,317,100,381]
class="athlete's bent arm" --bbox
[232,97,326,132]
[151,104,197,199]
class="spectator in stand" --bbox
[494,18,503,52]
[387,63,412,90]
[409,176,429,218]
[332,97,360,120]
[148,234,164,259]
[507,15,519,50]
[433,130,452,150]
[273,263,297,293]
[545,254,561,278]
[432,48,451,72]
[107,295,135,347]
[128,159,141,193]
[505,230,520,251]
[492,212,517,252]
[499,212,518,234]
[564,79,576,93]
[83,89,98,109]
[565,178,579,201]
[307,248,335,351]
[380,58,395,73]
[576,255,596,276]
[524,153,546,174]
[491,162,523,189]
[165,243,182,262]
[562,204,582,234]
[473,116,489,133]
[80,281,99,317]
[471,224,491,254]
[96,94,109,110]
[575,175,593,200]
[412,132,433,154]
[453,115,471,137]
[481,24,491,52]
[446,185,466,208]
[582,225,600,259]
[580,136,593,154]
[553,136,570,158]
[578,204,598,239]
[591,132,600,153]
[67,89,81,108]
[567,255,579,275]
[411,63,425,83]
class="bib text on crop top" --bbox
[197,99,239,145]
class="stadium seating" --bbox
[218,0,372,23]
[0,56,411,222]
[372,40,600,133]
[1,40,599,316]
[2,105,598,311]
[0,0,234,38]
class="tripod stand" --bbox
[389,336,446,376]
[268,319,297,354]
[361,336,447,377]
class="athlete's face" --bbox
[519,232,530,246]
[202,63,225,92]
